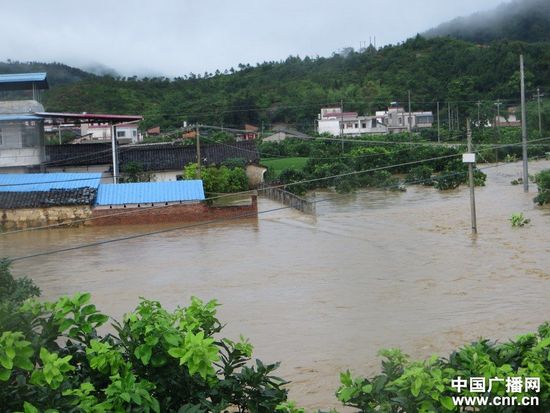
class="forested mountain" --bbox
[424,0,550,43]
[36,37,549,132]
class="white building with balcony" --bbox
[317,107,388,136]
[317,104,433,136]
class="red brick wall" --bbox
[90,197,257,226]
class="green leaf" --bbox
[412,377,422,397]
[23,402,39,413]
[0,369,11,381]
[0,354,13,370]
[88,314,109,325]
[76,292,92,306]
[440,396,455,410]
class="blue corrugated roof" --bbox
[0,73,47,82]
[0,173,102,192]
[95,181,205,206]
[0,72,49,90]
[0,114,42,122]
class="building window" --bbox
[117,131,126,138]
[361,122,367,128]
[416,115,433,124]
[371,119,377,128]
[132,130,137,137]
[354,123,358,128]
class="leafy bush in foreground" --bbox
[337,324,550,412]
[0,262,287,413]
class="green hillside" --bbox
[424,0,550,43]
[36,36,549,131]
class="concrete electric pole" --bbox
[520,54,529,193]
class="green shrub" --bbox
[183,163,249,193]
[278,168,308,195]
[337,323,550,412]
[406,165,434,186]
[510,212,531,227]
[120,161,155,183]
[534,169,550,206]
[0,262,288,412]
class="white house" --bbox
[317,107,388,136]
[0,73,50,172]
[376,104,433,133]
[80,122,141,144]
[318,104,434,137]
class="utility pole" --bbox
[408,90,412,140]
[520,54,529,193]
[58,125,62,145]
[196,124,201,179]
[494,99,502,163]
[476,101,481,126]
[340,99,344,153]
[111,124,119,184]
[494,99,502,128]
[535,87,544,136]
[448,102,452,131]
[466,119,477,235]
[437,101,441,143]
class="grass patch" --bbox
[262,157,308,177]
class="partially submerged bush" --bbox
[406,165,434,186]
[534,169,550,206]
[510,212,531,227]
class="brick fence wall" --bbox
[89,196,258,226]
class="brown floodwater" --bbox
[1,160,550,410]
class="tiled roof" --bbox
[45,141,260,170]
[0,173,102,192]
[0,188,97,209]
[95,180,205,206]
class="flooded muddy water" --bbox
[2,160,550,410]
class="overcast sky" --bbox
[1,0,506,77]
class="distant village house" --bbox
[317,103,433,136]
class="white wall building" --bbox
[318,105,433,136]
[80,122,141,144]
[0,100,45,172]
[317,107,388,136]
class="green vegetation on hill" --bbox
[19,36,547,133]
[425,0,550,44]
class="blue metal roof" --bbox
[95,181,205,206]
[0,114,42,122]
[0,72,49,90]
[0,173,102,192]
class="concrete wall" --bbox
[90,197,258,226]
[0,147,45,168]
[1,206,92,231]
[246,165,266,187]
